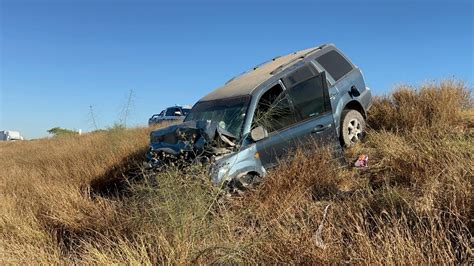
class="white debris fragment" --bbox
[313,204,332,249]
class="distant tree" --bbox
[47,127,79,137]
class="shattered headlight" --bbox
[210,160,232,184]
[218,163,231,176]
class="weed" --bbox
[0,80,472,264]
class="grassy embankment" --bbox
[0,80,472,264]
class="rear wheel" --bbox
[340,109,365,147]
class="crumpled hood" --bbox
[147,120,237,161]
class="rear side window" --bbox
[286,74,329,120]
[166,107,180,116]
[316,50,352,81]
[182,108,191,116]
[283,69,331,122]
[281,65,318,87]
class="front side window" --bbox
[252,84,298,133]
[315,50,353,81]
[185,96,250,137]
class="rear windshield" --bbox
[185,96,251,137]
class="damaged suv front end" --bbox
[146,95,265,185]
[146,120,237,166]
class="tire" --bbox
[340,109,365,147]
[227,173,261,195]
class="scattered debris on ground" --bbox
[354,154,368,168]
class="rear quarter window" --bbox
[316,50,353,81]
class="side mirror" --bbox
[250,126,268,142]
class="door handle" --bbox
[312,124,332,133]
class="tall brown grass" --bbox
[0,80,472,264]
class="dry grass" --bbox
[0,80,472,264]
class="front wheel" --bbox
[226,173,261,195]
[340,109,366,147]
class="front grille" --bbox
[163,133,178,144]
[151,135,163,143]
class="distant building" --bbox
[0,130,24,141]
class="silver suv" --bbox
[147,44,372,187]
[148,105,191,126]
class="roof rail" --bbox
[270,56,304,75]
[225,56,282,85]
[225,45,324,84]
[225,70,248,85]
[252,56,281,70]
[270,47,320,75]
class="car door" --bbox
[282,68,338,148]
[252,82,300,167]
[255,64,338,168]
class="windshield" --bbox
[185,96,251,137]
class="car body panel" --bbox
[326,69,372,137]
[255,112,337,168]
[210,144,267,184]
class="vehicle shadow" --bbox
[89,148,148,198]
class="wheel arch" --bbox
[246,171,261,177]
[343,100,366,119]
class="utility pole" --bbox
[123,89,134,127]
[89,105,99,130]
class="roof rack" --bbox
[225,55,282,85]
[269,56,304,75]
[269,47,321,75]
[224,45,326,84]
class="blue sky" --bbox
[1,0,473,139]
